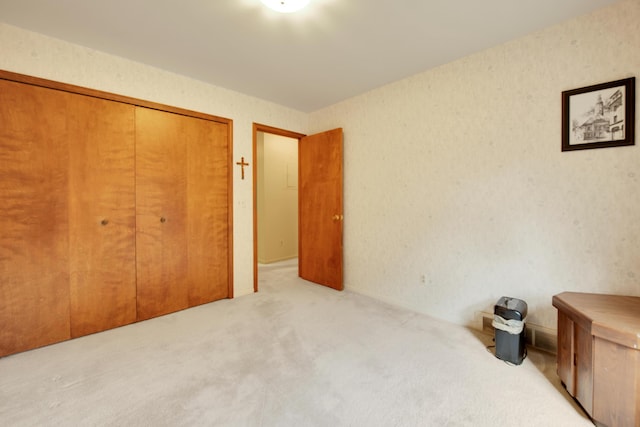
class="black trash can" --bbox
[493,296,528,365]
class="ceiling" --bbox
[0,0,620,112]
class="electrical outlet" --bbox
[420,274,426,284]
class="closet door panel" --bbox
[0,80,71,356]
[136,107,188,320]
[187,120,230,305]
[68,95,136,337]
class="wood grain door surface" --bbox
[0,80,72,356]
[186,117,230,306]
[298,128,344,290]
[136,108,230,320]
[68,94,137,337]
[1,72,231,356]
[135,108,189,320]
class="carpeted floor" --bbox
[0,259,591,426]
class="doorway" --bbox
[253,124,305,292]
[252,124,344,292]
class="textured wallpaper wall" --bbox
[1,0,638,330]
[0,23,309,298]
[309,0,640,329]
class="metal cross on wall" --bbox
[236,157,249,180]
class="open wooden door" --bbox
[298,128,344,290]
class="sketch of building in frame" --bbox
[562,77,635,151]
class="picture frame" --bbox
[562,77,635,151]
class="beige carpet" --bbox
[1,259,591,426]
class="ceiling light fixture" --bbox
[261,0,310,13]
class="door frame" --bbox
[252,123,306,292]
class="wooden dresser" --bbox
[552,292,640,427]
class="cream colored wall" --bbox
[257,133,299,263]
[309,0,640,329]
[0,23,308,298]
[2,0,639,330]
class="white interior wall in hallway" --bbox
[257,132,299,263]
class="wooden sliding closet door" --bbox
[1,71,232,357]
[187,118,230,305]
[135,107,230,320]
[136,108,189,320]
[0,80,72,356]
[68,95,136,337]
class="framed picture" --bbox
[562,77,635,151]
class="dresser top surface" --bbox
[553,292,640,349]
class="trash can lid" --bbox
[494,296,528,320]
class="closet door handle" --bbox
[100,219,109,226]
[160,217,167,223]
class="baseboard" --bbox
[258,255,298,264]
[345,289,559,355]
